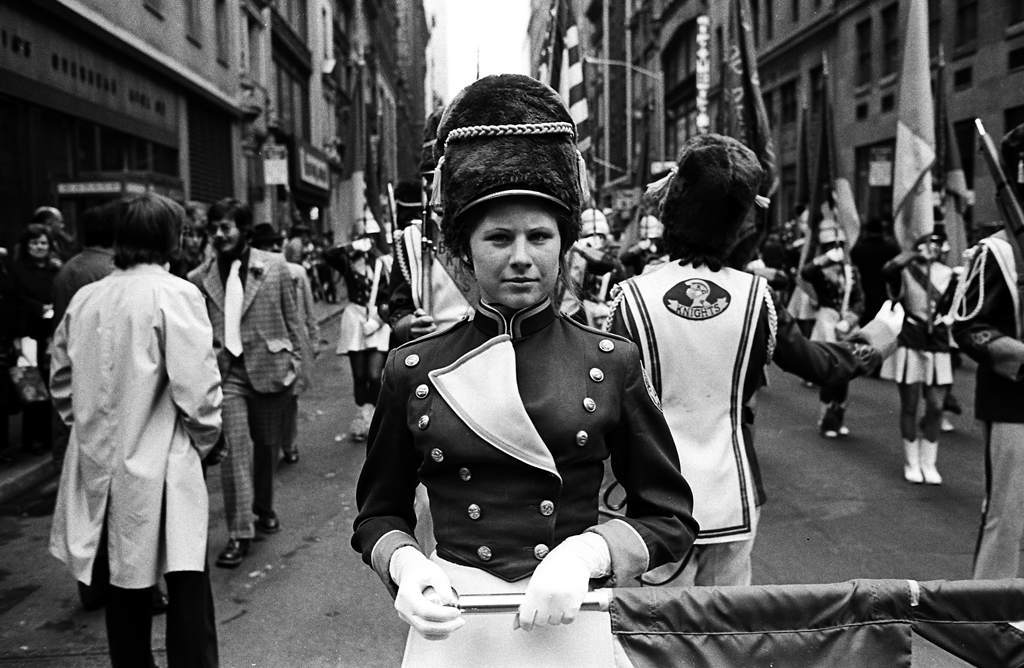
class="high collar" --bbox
[472,298,556,341]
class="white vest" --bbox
[618,263,770,544]
[397,223,476,329]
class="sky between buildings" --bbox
[438,0,532,101]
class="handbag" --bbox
[9,366,50,404]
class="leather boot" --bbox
[902,439,923,484]
[919,439,942,485]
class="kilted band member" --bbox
[351,74,697,667]
[880,228,958,484]
[607,134,900,587]
[801,221,865,437]
[952,121,1024,579]
[324,218,392,441]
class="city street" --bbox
[0,325,999,666]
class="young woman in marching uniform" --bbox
[801,221,866,438]
[606,134,901,587]
[324,215,391,441]
[880,228,958,484]
[350,75,697,666]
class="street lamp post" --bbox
[583,55,665,185]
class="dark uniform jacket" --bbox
[352,298,697,591]
[952,233,1024,423]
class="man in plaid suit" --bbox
[189,199,304,568]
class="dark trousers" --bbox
[93,520,219,668]
[348,350,385,406]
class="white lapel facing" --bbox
[429,335,560,480]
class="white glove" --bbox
[825,247,845,264]
[516,533,610,631]
[871,299,905,335]
[389,546,464,640]
[17,337,37,367]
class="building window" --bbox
[881,4,899,77]
[765,0,773,41]
[1009,46,1024,71]
[881,93,895,112]
[780,80,797,126]
[1012,0,1024,24]
[277,0,308,41]
[856,19,872,86]
[750,0,760,48]
[185,0,202,45]
[1008,105,1024,136]
[215,0,229,65]
[791,0,799,23]
[953,66,973,89]
[855,141,896,223]
[856,102,868,120]
[928,0,941,57]
[952,118,976,187]
[955,0,978,49]
[274,57,310,140]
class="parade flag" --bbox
[934,46,970,264]
[538,0,592,154]
[805,55,861,253]
[720,0,779,199]
[893,0,936,249]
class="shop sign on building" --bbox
[298,144,330,192]
[264,144,289,186]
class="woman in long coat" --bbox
[351,75,697,667]
[49,194,223,668]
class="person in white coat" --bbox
[48,194,223,668]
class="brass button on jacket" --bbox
[417,415,431,430]
[458,467,472,482]
[533,544,550,560]
[430,447,444,462]
[467,503,481,520]
[477,546,493,561]
[415,384,429,399]
[583,397,597,413]
[589,367,605,382]
[539,500,555,516]
[404,353,420,367]
[598,339,614,352]
[575,430,589,447]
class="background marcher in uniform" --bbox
[189,199,304,569]
[352,74,697,666]
[608,133,901,587]
[801,221,865,438]
[880,228,958,484]
[619,213,667,276]
[562,208,624,327]
[951,121,1024,579]
[49,193,222,668]
[324,222,391,442]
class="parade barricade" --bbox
[458,579,1024,667]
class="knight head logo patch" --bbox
[664,278,731,320]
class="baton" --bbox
[454,589,611,614]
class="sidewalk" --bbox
[0,300,346,507]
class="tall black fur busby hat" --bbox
[431,74,587,258]
[653,133,764,263]
[1001,121,1024,202]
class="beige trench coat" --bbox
[49,265,223,589]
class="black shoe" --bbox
[255,513,280,534]
[150,586,169,615]
[215,538,251,568]
[282,450,299,464]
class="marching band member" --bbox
[352,74,696,666]
[952,121,1024,579]
[880,227,958,484]
[801,221,865,438]
[388,110,476,347]
[607,134,901,586]
[561,208,624,326]
[620,213,667,276]
[324,217,391,442]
